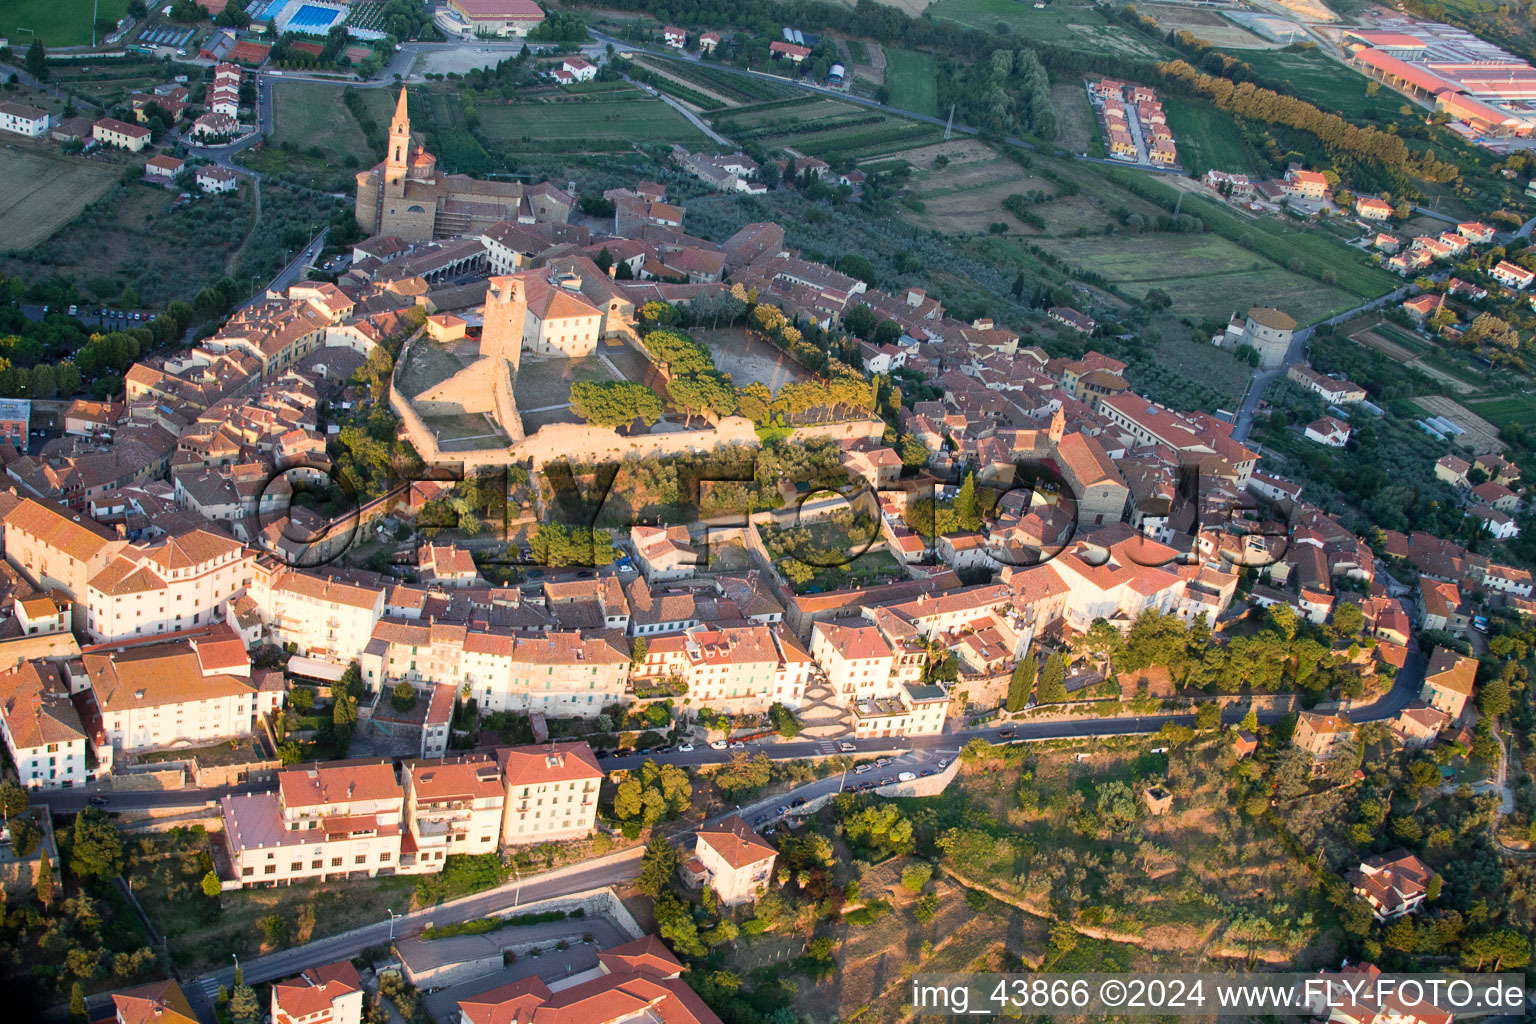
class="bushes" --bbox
[422,907,582,939]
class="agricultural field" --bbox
[1161,99,1255,176]
[1467,392,1536,431]
[1025,231,1363,322]
[270,80,377,166]
[643,56,799,104]
[0,147,124,253]
[713,97,942,163]
[475,89,708,153]
[900,141,1059,234]
[46,54,168,106]
[1,0,129,46]
[882,47,939,117]
[927,0,1173,57]
[1238,46,1414,124]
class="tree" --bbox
[1079,618,1122,680]
[70,808,124,881]
[900,862,933,892]
[26,40,48,82]
[333,691,358,732]
[1006,655,1038,712]
[570,379,664,429]
[391,681,417,712]
[202,869,222,897]
[1240,708,1259,732]
[630,636,648,668]
[637,836,677,898]
[1477,675,1511,719]
[1195,703,1221,730]
[1036,653,1067,703]
[36,849,54,908]
[0,780,27,818]
[954,472,982,531]
[228,982,261,1024]
[69,982,87,1024]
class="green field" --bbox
[47,54,166,105]
[1,0,130,46]
[714,97,942,161]
[272,81,376,165]
[0,147,121,253]
[883,48,939,117]
[1162,99,1254,176]
[1238,47,1413,124]
[475,91,708,152]
[1467,393,1536,429]
[928,0,1171,57]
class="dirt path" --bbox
[226,178,262,277]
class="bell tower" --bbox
[385,87,410,190]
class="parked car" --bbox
[838,741,856,752]
[775,805,788,816]
[920,768,934,777]
[88,795,108,806]
[753,814,767,825]
[875,757,892,767]
[729,740,744,749]
[879,776,894,786]
[677,742,694,752]
[937,758,951,769]
[853,764,873,774]
[790,797,806,808]
[709,740,728,750]
[898,771,916,782]
[998,727,1016,740]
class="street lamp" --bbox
[231,953,239,982]
[386,908,402,941]
[512,864,522,907]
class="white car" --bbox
[898,771,916,782]
[677,742,694,752]
[709,740,727,750]
[837,741,856,753]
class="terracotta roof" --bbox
[812,618,893,661]
[4,496,120,562]
[0,660,84,748]
[696,814,776,869]
[84,641,256,712]
[273,959,362,1024]
[406,754,504,802]
[498,742,603,788]
[1246,307,1296,330]
[112,981,199,1024]
[278,760,404,809]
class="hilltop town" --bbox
[4,0,1536,1022]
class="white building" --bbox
[251,565,386,668]
[498,742,603,847]
[221,760,405,887]
[85,529,253,642]
[0,101,49,138]
[271,960,364,1024]
[197,166,238,194]
[630,624,813,712]
[0,661,87,788]
[80,629,282,752]
[521,272,604,358]
[400,755,506,873]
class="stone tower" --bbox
[385,86,410,192]
[481,275,527,373]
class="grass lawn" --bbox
[271,80,376,165]
[883,48,939,117]
[475,92,707,152]
[1239,47,1416,124]
[0,146,120,252]
[1,0,130,46]
[1162,98,1253,176]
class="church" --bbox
[353,88,576,243]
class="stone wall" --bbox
[789,419,885,444]
[110,768,187,791]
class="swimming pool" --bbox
[275,0,346,35]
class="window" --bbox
[264,865,276,875]
[355,854,366,865]
[332,857,342,867]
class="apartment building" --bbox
[630,624,813,712]
[85,529,253,642]
[271,960,364,1024]
[684,814,777,905]
[810,617,926,701]
[221,760,405,886]
[79,629,281,752]
[252,565,386,666]
[498,742,602,846]
[0,660,88,788]
[4,496,128,629]
[850,682,950,739]
[400,755,505,872]
[93,117,150,151]
[361,620,630,715]
[0,101,49,137]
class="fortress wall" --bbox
[494,357,525,443]
[790,419,885,444]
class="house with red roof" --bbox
[271,960,364,1024]
[686,814,777,904]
